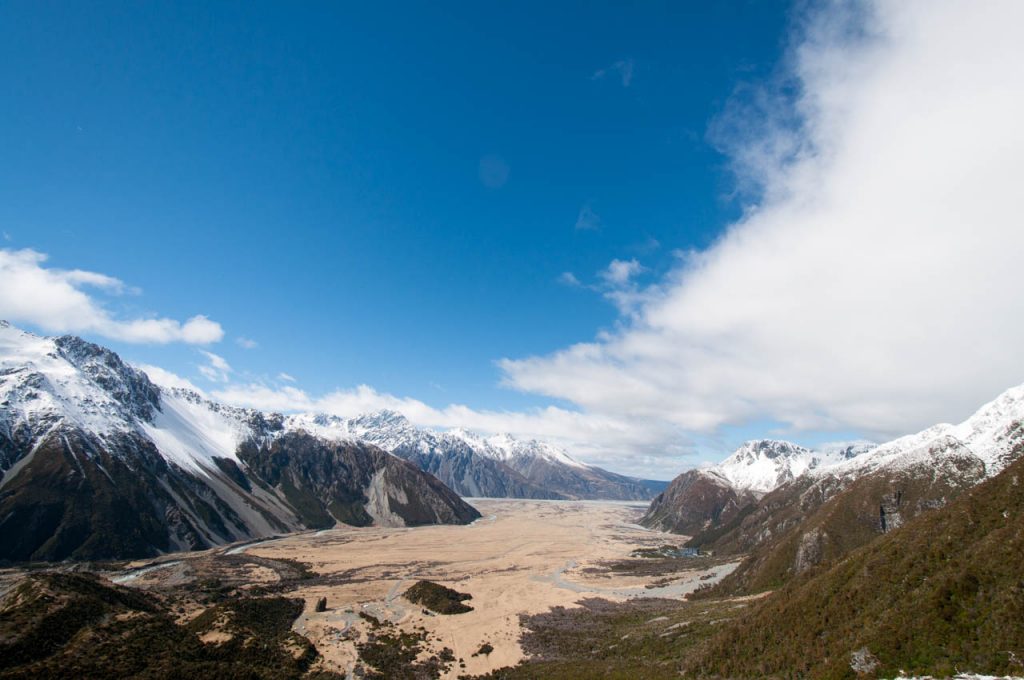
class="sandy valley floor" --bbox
[95,499,737,678]
[241,499,735,677]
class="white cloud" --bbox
[0,248,224,344]
[135,363,206,395]
[557,272,582,287]
[236,336,258,349]
[592,59,635,87]
[499,0,1024,442]
[574,204,601,231]
[198,350,232,382]
[595,258,653,317]
[599,258,644,286]
[277,372,297,382]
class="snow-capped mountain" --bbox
[442,426,666,500]
[644,382,1024,538]
[638,438,867,534]
[810,385,1024,483]
[280,410,564,499]
[0,322,479,562]
[281,410,665,500]
[711,439,868,494]
[653,384,1024,596]
[449,429,587,469]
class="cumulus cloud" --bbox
[599,259,645,286]
[500,0,1024,441]
[595,258,653,316]
[0,248,224,344]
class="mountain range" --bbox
[643,381,1024,596]
[0,322,663,562]
[640,439,872,535]
[286,410,667,501]
[0,322,481,561]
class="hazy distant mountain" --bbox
[448,428,668,500]
[0,322,479,562]
[287,410,667,501]
[283,411,565,500]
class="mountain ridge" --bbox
[679,383,1024,596]
[0,323,480,561]
[639,437,871,534]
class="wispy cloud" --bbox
[574,204,601,231]
[592,59,635,87]
[136,363,206,394]
[0,248,223,344]
[198,350,232,382]
[277,372,296,382]
[236,336,258,349]
[557,271,583,287]
[500,0,1024,441]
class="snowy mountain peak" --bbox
[816,440,877,460]
[349,409,414,432]
[0,322,158,439]
[725,439,813,464]
[54,334,161,422]
[479,432,589,469]
[819,382,1024,481]
[711,439,872,494]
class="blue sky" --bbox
[4,1,1022,478]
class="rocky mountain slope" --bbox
[682,451,1024,679]
[0,323,479,562]
[687,384,1024,595]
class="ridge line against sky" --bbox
[2,0,1023,479]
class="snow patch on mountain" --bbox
[139,390,248,474]
[280,409,591,473]
[0,322,151,439]
[707,439,873,494]
[814,384,1024,481]
[449,428,589,469]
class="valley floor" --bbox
[100,499,737,678]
